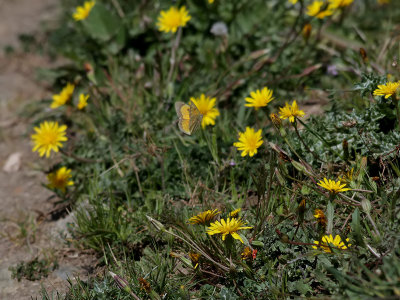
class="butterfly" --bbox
[175,101,203,135]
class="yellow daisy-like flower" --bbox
[230,208,241,218]
[288,0,298,4]
[245,87,274,110]
[328,0,354,9]
[312,234,351,253]
[47,167,74,193]
[188,209,220,225]
[206,218,252,244]
[208,0,215,3]
[157,6,191,33]
[278,100,305,123]
[233,127,263,157]
[77,93,89,110]
[73,1,95,21]
[307,1,334,19]
[373,81,400,99]
[31,121,68,158]
[317,178,351,193]
[190,94,220,129]
[51,83,75,109]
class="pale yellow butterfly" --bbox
[175,101,203,135]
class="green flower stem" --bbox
[297,118,344,160]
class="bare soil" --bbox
[0,1,96,299]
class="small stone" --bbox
[2,152,22,173]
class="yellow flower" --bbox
[245,87,274,110]
[288,0,298,3]
[188,209,220,225]
[278,100,305,122]
[190,94,220,129]
[378,0,389,4]
[51,83,75,109]
[307,1,334,19]
[328,0,354,9]
[47,167,74,193]
[233,127,263,157]
[313,209,327,226]
[73,1,95,21]
[207,218,252,244]
[157,6,191,33]
[208,0,215,3]
[230,208,241,218]
[77,93,89,110]
[317,178,351,193]
[373,81,400,99]
[31,121,68,158]
[313,234,351,253]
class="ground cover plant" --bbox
[24,0,400,298]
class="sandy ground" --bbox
[0,0,95,299]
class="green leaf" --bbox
[351,208,363,246]
[83,3,122,41]
[326,201,334,234]
[251,240,264,247]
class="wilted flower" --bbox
[188,252,201,269]
[31,121,68,158]
[157,6,191,33]
[73,1,95,21]
[339,168,354,184]
[188,209,220,225]
[138,277,151,293]
[313,234,351,253]
[190,94,220,128]
[317,178,351,193]
[314,209,327,227]
[207,218,252,243]
[233,127,263,157]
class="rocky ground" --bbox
[0,0,95,298]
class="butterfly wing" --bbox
[175,102,192,135]
[188,101,203,134]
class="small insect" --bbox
[175,101,203,135]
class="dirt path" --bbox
[0,1,95,299]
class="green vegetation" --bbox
[25,0,400,298]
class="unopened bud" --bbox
[361,198,371,213]
[302,23,312,41]
[270,113,282,128]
